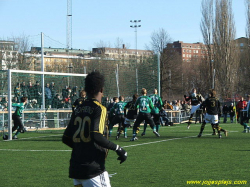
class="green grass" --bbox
[0,122,249,187]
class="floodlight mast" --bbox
[130,20,141,94]
[67,0,72,50]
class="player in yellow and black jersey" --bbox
[62,71,127,187]
[197,89,228,139]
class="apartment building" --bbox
[166,41,208,62]
[92,44,153,62]
[0,40,18,70]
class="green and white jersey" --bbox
[135,96,154,113]
[12,102,25,116]
[110,101,127,115]
[148,94,163,114]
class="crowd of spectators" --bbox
[9,81,83,110]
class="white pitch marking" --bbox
[0,131,238,152]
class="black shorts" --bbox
[134,112,155,128]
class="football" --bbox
[3,135,8,140]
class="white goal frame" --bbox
[7,69,87,140]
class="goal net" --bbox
[2,69,87,140]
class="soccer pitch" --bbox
[0,122,249,187]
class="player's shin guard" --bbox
[242,122,248,130]
[188,114,193,124]
[211,124,216,135]
[108,124,113,137]
[156,124,160,132]
[123,127,127,137]
[143,122,147,133]
[199,122,206,134]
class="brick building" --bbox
[166,41,208,62]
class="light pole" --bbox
[68,63,73,86]
[130,20,141,94]
[130,20,141,63]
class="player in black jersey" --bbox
[184,88,203,129]
[107,97,119,137]
[72,90,86,112]
[62,71,127,187]
[197,89,228,138]
[118,94,139,138]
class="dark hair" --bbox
[20,97,28,102]
[119,96,124,101]
[209,89,216,97]
[85,71,104,96]
[133,94,138,101]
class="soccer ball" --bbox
[3,135,8,140]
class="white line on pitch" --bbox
[0,131,238,152]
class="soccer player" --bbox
[12,96,28,139]
[121,94,139,138]
[109,96,127,140]
[197,89,228,138]
[130,88,160,141]
[184,88,203,129]
[141,89,163,136]
[240,95,250,133]
[107,97,119,137]
[62,71,127,187]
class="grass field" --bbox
[0,122,249,187]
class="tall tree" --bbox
[201,0,239,99]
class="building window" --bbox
[183,49,185,53]
[183,54,185,57]
[240,43,244,47]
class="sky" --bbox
[0,0,247,51]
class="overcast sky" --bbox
[0,0,247,51]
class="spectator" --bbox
[64,95,71,103]
[173,101,179,111]
[64,99,72,108]
[33,81,42,107]
[14,82,21,100]
[21,81,29,98]
[52,94,61,109]
[27,81,34,100]
[70,92,78,105]
[45,83,52,108]
[166,101,173,110]
[222,104,229,123]
[228,103,235,123]
[62,86,68,99]
[72,86,78,96]
[50,82,57,99]
[236,97,247,122]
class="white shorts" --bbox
[124,118,136,125]
[73,171,111,187]
[190,104,201,115]
[204,113,218,124]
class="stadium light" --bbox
[130,20,141,94]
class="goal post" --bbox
[7,69,87,140]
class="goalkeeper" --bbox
[62,71,127,187]
[11,96,28,139]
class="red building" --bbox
[166,41,208,62]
